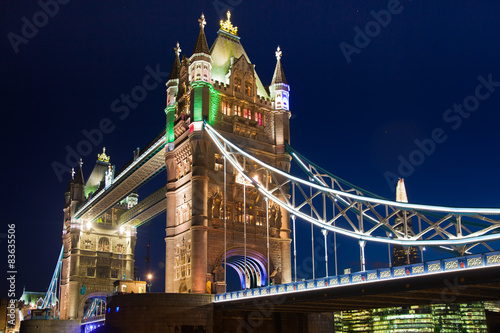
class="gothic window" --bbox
[84,240,92,250]
[245,82,252,96]
[214,154,224,172]
[235,105,241,117]
[116,244,123,253]
[203,65,209,81]
[87,268,95,277]
[255,112,263,125]
[236,202,243,223]
[244,108,250,119]
[256,210,263,226]
[234,77,241,92]
[111,270,119,279]
[98,237,110,252]
[196,64,202,80]
[222,101,231,115]
[174,241,191,281]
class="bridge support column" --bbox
[191,132,209,294]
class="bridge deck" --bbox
[215,251,500,312]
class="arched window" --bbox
[234,77,241,93]
[245,82,252,96]
[98,237,110,252]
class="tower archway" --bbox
[221,249,268,290]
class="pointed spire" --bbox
[169,42,182,81]
[65,177,73,193]
[271,46,287,85]
[193,13,210,55]
[396,178,408,203]
[74,159,85,185]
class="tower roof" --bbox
[193,14,210,55]
[168,43,182,81]
[271,46,287,85]
[396,178,408,203]
[210,12,269,99]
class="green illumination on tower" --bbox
[165,105,176,143]
[193,86,203,122]
[190,81,221,125]
[208,86,220,125]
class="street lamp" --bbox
[147,274,152,293]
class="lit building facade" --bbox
[334,303,487,332]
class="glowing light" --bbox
[147,274,153,280]
[86,221,92,230]
[119,226,125,234]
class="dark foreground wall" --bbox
[101,293,334,333]
[20,319,80,333]
[105,293,214,333]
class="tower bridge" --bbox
[23,11,500,333]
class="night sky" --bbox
[3,0,500,296]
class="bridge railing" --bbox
[215,251,500,302]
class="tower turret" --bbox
[271,46,290,111]
[190,14,212,83]
[165,44,182,150]
[72,159,85,202]
[166,43,181,106]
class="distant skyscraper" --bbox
[392,179,420,266]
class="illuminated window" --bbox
[234,77,241,92]
[84,240,92,250]
[98,237,110,252]
[235,105,241,117]
[222,101,231,115]
[245,82,252,96]
[255,112,262,125]
[214,154,224,172]
[116,244,123,253]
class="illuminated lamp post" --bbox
[147,274,152,293]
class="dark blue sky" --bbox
[2,0,500,295]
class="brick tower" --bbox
[164,12,292,294]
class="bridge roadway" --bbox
[215,251,500,312]
[75,130,166,223]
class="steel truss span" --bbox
[205,123,500,254]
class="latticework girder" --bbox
[205,123,500,253]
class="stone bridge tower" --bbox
[164,12,292,294]
[59,150,138,320]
